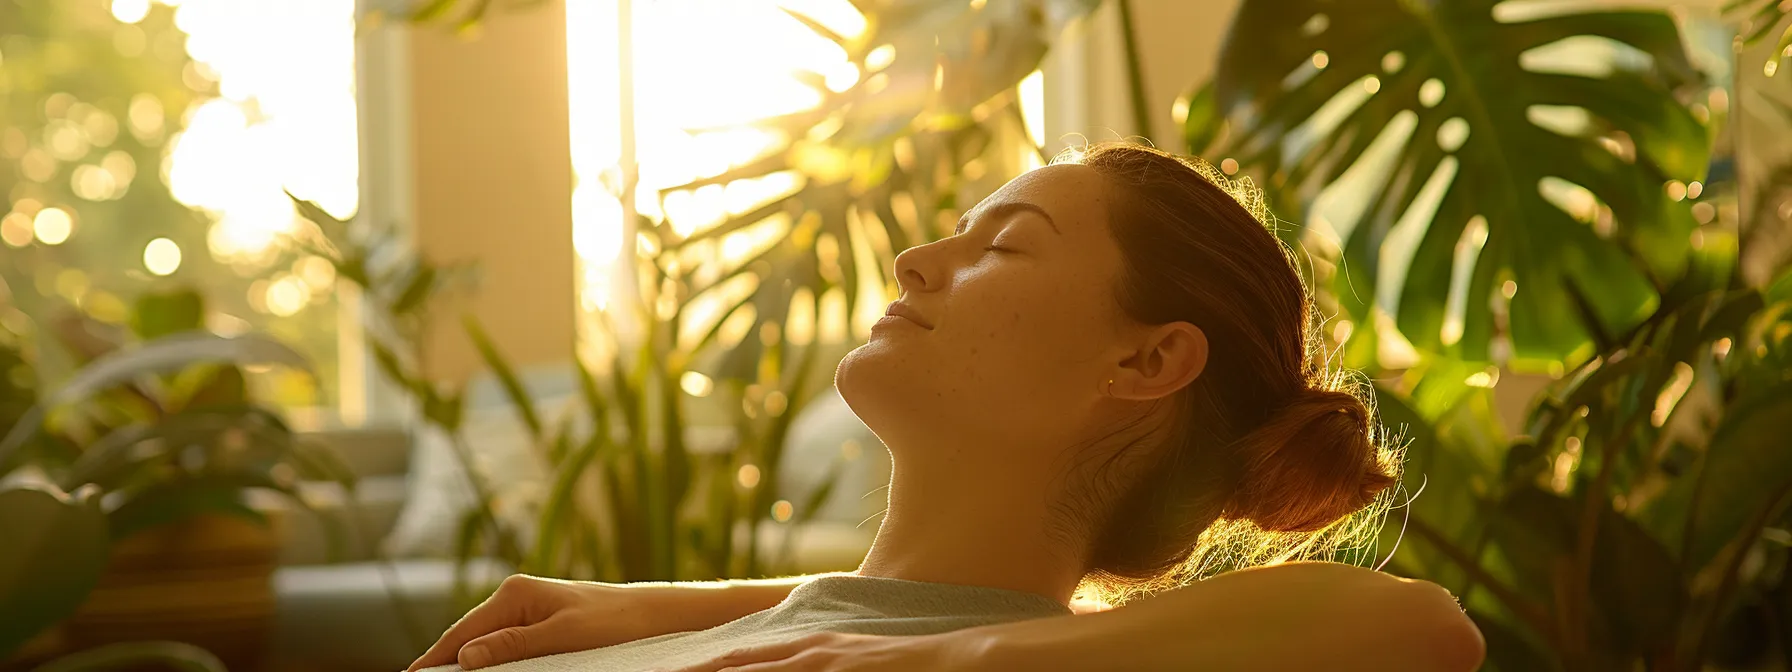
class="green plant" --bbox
[427,0,1101,383]
[0,484,227,672]
[1729,0,1792,76]
[1194,2,1792,669]
[0,290,351,539]
[1375,267,1792,671]
[287,0,1110,589]
[291,187,842,589]
[645,0,1099,384]
[0,290,354,660]
[1189,0,1709,370]
[0,485,108,657]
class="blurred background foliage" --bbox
[1,0,348,411]
[0,288,343,669]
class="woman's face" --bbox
[836,163,1138,464]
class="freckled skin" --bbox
[837,164,1136,474]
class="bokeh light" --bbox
[111,0,151,24]
[0,214,32,247]
[737,464,762,488]
[33,208,73,245]
[264,275,309,317]
[679,370,715,397]
[144,237,183,276]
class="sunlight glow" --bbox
[112,0,151,24]
[568,0,864,319]
[160,0,359,273]
[1019,69,1046,148]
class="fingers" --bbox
[458,617,585,670]
[406,575,548,672]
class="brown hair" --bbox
[1062,143,1399,604]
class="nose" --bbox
[892,241,942,294]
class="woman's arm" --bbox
[974,562,1484,671]
[408,572,849,670]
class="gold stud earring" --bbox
[1105,379,1115,397]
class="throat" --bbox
[854,463,1086,606]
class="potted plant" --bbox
[0,484,224,672]
[0,289,351,669]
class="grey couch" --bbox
[270,392,884,671]
[271,427,507,671]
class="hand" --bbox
[407,575,679,671]
[657,631,991,672]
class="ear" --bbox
[1109,322,1208,401]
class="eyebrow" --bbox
[960,201,1061,235]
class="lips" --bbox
[884,301,935,329]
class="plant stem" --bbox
[1689,482,1792,669]
[449,433,524,564]
[1565,415,1641,666]
[1408,517,1560,649]
[1453,529,1493,605]
[1114,0,1153,142]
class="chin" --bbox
[833,341,882,416]
[833,339,914,444]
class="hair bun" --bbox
[1225,388,1395,532]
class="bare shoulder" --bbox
[1203,562,1485,671]
[1218,561,1459,598]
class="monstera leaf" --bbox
[1202,0,1708,367]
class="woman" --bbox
[408,144,1485,671]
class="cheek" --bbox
[953,267,1108,375]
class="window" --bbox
[565,0,1046,356]
[0,0,358,413]
[567,0,861,312]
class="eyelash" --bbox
[956,222,1010,253]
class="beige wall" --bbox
[1046,0,1241,154]
[407,3,576,383]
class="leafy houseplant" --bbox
[1730,0,1792,76]
[1195,1,1792,669]
[0,290,349,669]
[1377,265,1792,671]
[285,0,1111,594]
[1191,0,1710,371]
[0,485,225,672]
[292,188,853,591]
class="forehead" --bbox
[970,163,1109,234]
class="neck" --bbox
[855,456,1087,605]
